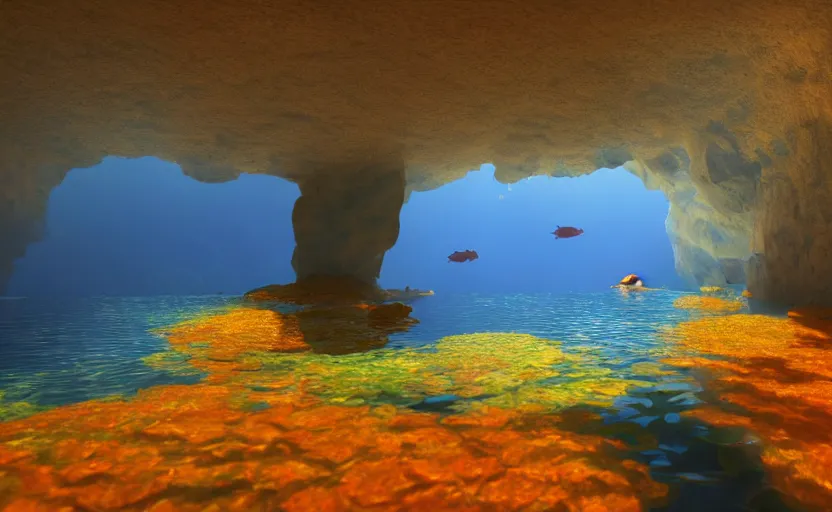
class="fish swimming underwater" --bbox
[448,250,479,263]
[552,226,584,239]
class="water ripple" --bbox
[0,290,698,409]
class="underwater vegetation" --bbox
[145,304,660,414]
[152,310,653,412]
[672,295,745,314]
[1,293,831,510]
[0,304,674,511]
[0,309,671,511]
[0,391,43,423]
[662,308,832,511]
[0,383,668,511]
[154,301,418,362]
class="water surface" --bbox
[0,291,827,511]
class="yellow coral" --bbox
[673,295,744,313]
[663,310,832,511]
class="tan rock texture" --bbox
[0,0,830,303]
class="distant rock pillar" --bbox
[291,162,406,285]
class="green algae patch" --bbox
[430,333,567,396]
[149,329,654,413]
[0,391,45,422]
[141,351,202,377]
[477,375,651,410]
[630,361,678,377]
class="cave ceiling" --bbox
[1,0,831,303]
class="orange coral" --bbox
[156,307,310,378]
[672,295,744,313]
[150,301,418,380]
[0,383,668,511]
[0,300,678,510]
[663,309,832,511]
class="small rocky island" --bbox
[244,276,433,305]
[382,286,435,302]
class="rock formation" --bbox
[292,163,405,284]
[0,0,830,304]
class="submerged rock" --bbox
[382,287,434,302]
[245,275,434,310]
[244,275,387,304]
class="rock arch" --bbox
[1,0,830,304]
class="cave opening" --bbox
[6,156,300,297]
[5,156,728,298]
[380,164,688,294]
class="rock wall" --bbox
[0,154,72,293]
[0,0,830,303]
[748,117,832,305]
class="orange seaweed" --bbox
[672,295,744,313]
[663,309,832,511]
[0,298,678,510]
[0,382,668,511]
[153,302,419,379]
[160,307,310,356]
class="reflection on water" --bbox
[0,290,828,510]
[662,308,832,512]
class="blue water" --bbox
[1,291,809,511]
[0,290,697,410]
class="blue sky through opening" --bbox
[7,157,684,296]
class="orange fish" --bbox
[552,226,584,239]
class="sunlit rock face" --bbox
[622,133,758,290]
[0,0,830,303]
